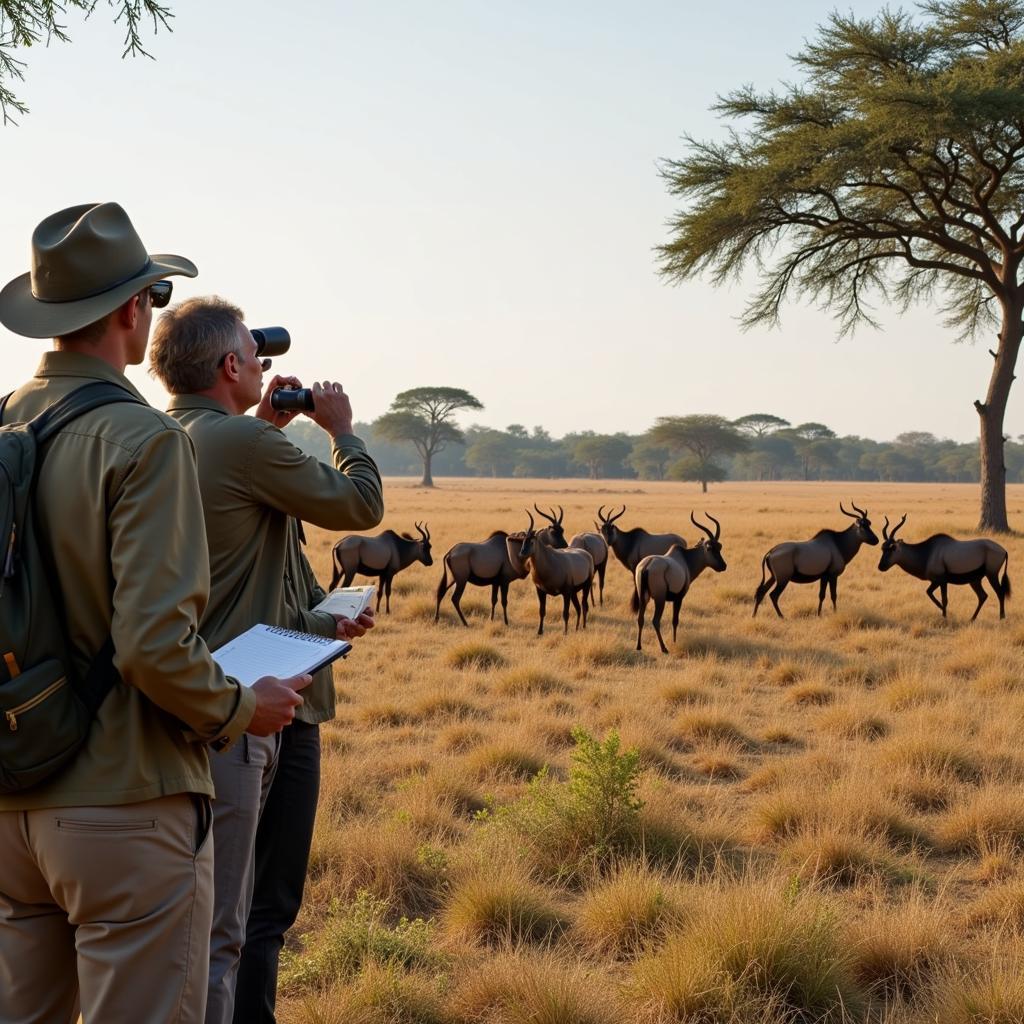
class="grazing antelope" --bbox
[753,502,878,618]
[597,505,687,579]
[330,522,433,613]
[519,511,594,636]
[569,528,609,605]
[879,515,1011,620]
[434,530,530,626]
[632,513,727,653]
[533,504,568,548]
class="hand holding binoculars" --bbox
[251,327,315,412]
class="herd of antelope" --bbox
[328,503,1011,654]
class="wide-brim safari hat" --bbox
[0,202,198,339]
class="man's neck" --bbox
[194,383,247,416]
[54,338,129,374]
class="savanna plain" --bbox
[281,478,1024,1024]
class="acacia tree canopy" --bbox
[658,0,1024,531]
[0,1,173,122]
[649,414,747,492]
[374,386,483,487]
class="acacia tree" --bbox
[658,0,1024,532]
[733,413,791,437]
[1,1,173,122]
[650,414,747,492]
[374,387,483,487]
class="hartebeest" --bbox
[753,503,879,618]
[330,523,433,613]
[597,505,687,579]
[632,513,727,653]
[569,528,609,605]
[879,515,1011,620]
[519,511,594,635]
[434,530,530,626]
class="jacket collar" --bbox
[35,351,147,403]
[165,394,230,415]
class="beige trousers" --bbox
[0,793,213,1024]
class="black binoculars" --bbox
[251,327,316,412]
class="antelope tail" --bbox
[759,552,771,587]
[329,549,342,590]
[1002,556,1012,599]
[435,560,451,604]
[630,568,649,614]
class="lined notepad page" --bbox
[211,624,350,687]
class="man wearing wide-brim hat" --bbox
[0,203,312,1024]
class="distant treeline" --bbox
[287,415,1024,484]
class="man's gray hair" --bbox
[149,296,246,394]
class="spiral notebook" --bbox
[211,624,351,687]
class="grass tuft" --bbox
[445,642,507,670]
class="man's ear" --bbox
[116,294,141,330]
[222,351,242,381]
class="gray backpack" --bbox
[0,381,142,793]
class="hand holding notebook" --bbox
[211,624,351,687]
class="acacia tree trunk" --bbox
[976,299,1022,533]
[421,450,434,487]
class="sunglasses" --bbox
[149,281,173,308]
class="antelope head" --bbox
[534,503,566,548]
[878,513,907,571]
[414,522,434,566]
[597,504,626,545]
[690,511,727,572]
[519,510,538,560]
[839,501,879,546]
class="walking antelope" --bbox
[753,503,878,618]
[330,523,433,613]
[632,513,727,653]
[597,505,687,578]
[879,515,1011,620]
[568,529,609,605]
[434,530,530,626]
[519,511,595,635]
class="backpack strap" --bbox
[32,380,142,445]
[30,380,146,715]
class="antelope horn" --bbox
[557,505,564,525]
[705,511,722,540]
[610,505,626,523]
[851,500,868,517]
[525,509,536,532]
[839,502,858,519]
[890,513,907,540]
[533,503,557,526]
[597,505,608,524]
[421,522,431,542]
[690,510,715,541]
[882,516,890,541]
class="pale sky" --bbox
[0,1,1011,443]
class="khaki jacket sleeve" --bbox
[246,427,384,531]
[108,427,256,745]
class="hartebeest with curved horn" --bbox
[519,510,594,635]
[434,530,530,626]
[597,505,687,580]
[879,514,1011,620]
[569,528,609,606]
[632,512,727,653]
[753,503,879,618]
[330,522,433,613]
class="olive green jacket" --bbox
[166,396,384,722]
[0,353,257,811]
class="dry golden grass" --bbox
[279,478,1024,1023]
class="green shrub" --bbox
[279,890,437,994]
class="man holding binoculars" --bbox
[149,297,384,1024]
